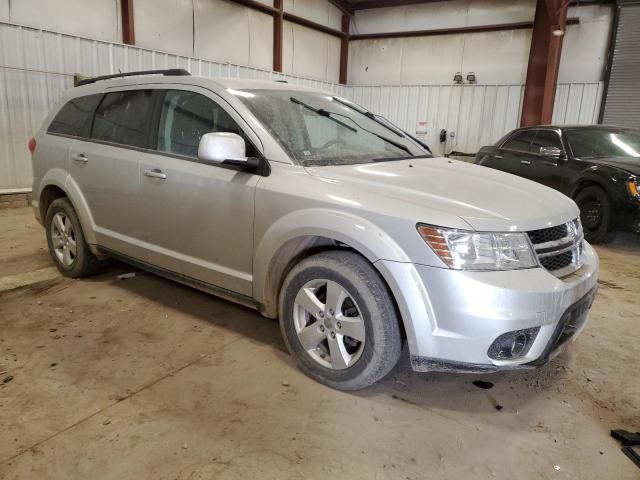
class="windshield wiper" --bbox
[290,97,357,132]
[291,97,412,156]
[332,96,404,138]
[372,154,432,163]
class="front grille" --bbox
[528,218,584,277]
[540,250,574,271]
[528,224,568,244]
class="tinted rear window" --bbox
[91,90,154,148]
[48,94,102,137]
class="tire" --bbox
[45,197,100,277]
[574,186,614,244]
[279,250,402,391]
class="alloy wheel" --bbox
[50,212,77,266]
[292,279,366,370]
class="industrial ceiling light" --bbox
[466,72,477,84]
[453,72,463,84]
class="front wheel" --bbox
[279,251,402,391]
[575,186,614,244]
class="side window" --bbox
[501,130,537,152]
[48,94,102,137]
[91,90,154,148]
[531,130,562,153]
[157,90,255,158]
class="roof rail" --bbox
[76,69,190,87]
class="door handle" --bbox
[520,160,531,165]
[494,155,503,159]
[144,168,167,179]
[72,153,88,163]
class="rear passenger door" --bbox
[68,88,155,260]
[139,87,261,296]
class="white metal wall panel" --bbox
[347,83,602,156]
[351,4,613,86]
[282,21,340,83]
[134,0,194,57]
[284,0,342,30]
[0,22,346,190]
[602,3,640,129]
[351,0,535,35]
[0,22,603,190]
[7,0,121,42]
[194,1,273,70]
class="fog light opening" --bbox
[488,327,540,361]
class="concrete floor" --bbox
[1,206,639,480]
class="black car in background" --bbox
[475,125,640,243]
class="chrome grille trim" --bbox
[527,218,584,277]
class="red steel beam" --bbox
[121,0,135,45]
[349,18,578,40]
[283,11,346,38]
[339,13,351,84]
[273,0,283,72]
[520,0,569,126]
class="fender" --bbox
[253,207,412,309]
[569,165,615,198]
[37,168,99,248]
[252,208,438,357]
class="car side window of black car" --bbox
[531,129,563,155]
[501,130,536,153]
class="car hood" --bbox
[584,156,640,175]
[305,157,579,232]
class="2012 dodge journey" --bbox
[30,70,599,390]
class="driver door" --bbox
[139,87,262,296]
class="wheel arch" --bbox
[36,171,98,246]
[253,209,411,320]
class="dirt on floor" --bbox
[0,206,639,480]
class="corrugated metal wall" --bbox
[0,22,603,191]
[601,3,640,129]
[349,82,604,156]
[0,22,346,191]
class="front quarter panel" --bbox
[252,162,450,313]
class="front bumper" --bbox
[376,242,599,372]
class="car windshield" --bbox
[230,89,431,166]
[564,127,640,159]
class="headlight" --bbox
[417,224,537,271]
[627,178,639,198]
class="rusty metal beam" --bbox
[339,13,350,84]
[283,12,346,38]
[273,0,283,72]
[520,0,569,126]
[328,0,354,14]
[120,0,135,45]
[353,0,450,10]
[225,0,278,15]
[349,18,578,41]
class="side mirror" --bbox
[198,132,247,164]
[539,146,562,158]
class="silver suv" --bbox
[30,70,599,390]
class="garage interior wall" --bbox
[0,0,613,190]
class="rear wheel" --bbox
[575,186,614,244]
[279,251,402,391]
[45,198,100,277]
